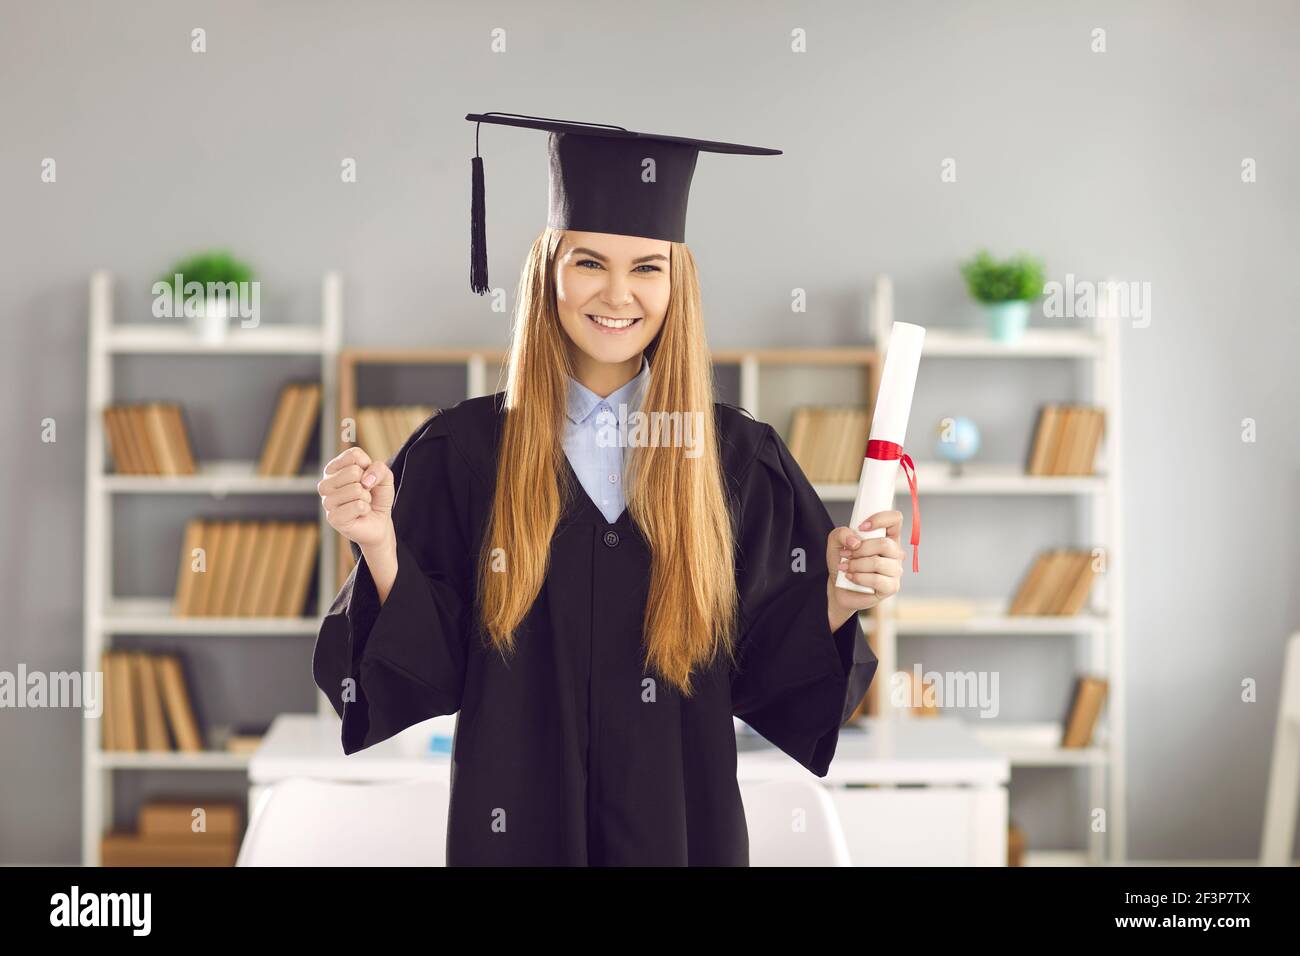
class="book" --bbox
[135,651,171,751]
[174,519,205,616]
[276,522,320,616]
[100,831,238,867]
[100,650,119,750]
[1062,675,1109,748]
[279,383,322,476]
[257,382,323,476]
[225,521,260,617]
[1008,822,1026,867]
[103,408,136,474]
[785,406,873,482]
[356,403,441,463]
[173,519,318,618]
[101,650,204,754]
[1026,404,1060,475]
[139,799,243,839]
[102,403,197,476]
[189,520,224,616]
[893,597,979,621]
[257,383,296,477]
[1025,403,1106,476]
[156,654,203,752]
[1007,549,1097,616]
[110,651,138,751]
[260,522,297,616]
[235,521,273,617]
[208,520,242,616]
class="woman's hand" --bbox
[825,510,906,631]
[318,446,396,551]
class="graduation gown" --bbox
[312,392,878,866]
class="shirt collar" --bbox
[565,355,651,425]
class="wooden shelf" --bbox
[100,597,320,635]
[1022,849,1091,866]
[890,599,1109,635]
[104,323,328,355]
[92,748,252,771]
[970,721,1108,767]
[815,463,1106,499]
[904,327,1103,359]
[102,459,321,494]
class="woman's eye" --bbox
[574,259,661,274]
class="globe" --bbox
[935,416,980,475]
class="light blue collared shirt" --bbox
[562,356,651,524]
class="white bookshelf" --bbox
[81,270,342,865]
[884,275,1122,866]
[726,276,1125,865]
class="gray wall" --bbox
[2,0,1297,864]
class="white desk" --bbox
[249,713,1008,865]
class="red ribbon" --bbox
[865,439,920,573]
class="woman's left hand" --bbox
[826,510,905,626]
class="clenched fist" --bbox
[318,446,396,551]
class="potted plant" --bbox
[959,250,1045,343]
[156,250,254,343]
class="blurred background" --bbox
[1,0,1297,866]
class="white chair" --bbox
[237,777,449,866]
[1260,631,1300,866]
[740,778,853,866]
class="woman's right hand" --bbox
[318,446,396,552]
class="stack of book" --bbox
[102,402,197,475]
[1026,403,1106,475]
[354,404,438,464]
[100,650,202,752]
[257,381,322,476]
[786,406,872,482]
[101,799,242,866]
[174,519,319,617]
[1007,548,1097,616]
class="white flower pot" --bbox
[193,295,230,344]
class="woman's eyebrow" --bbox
[568,247,668,265]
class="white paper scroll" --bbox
[836,321,925,594]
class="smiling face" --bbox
[554,230,670,391]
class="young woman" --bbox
[315,112,907,864]
[313,226,906,866]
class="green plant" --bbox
[157,250,254,296]
[959,250,1045,304]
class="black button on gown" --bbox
[312,393,878,865]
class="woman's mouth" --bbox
[586,314,642,334]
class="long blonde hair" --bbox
[474,227,739,696]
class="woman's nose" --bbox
[601,274,632,306]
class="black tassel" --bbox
[470,155,488,294]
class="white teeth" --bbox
[587,314,639,329]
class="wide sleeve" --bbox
[729,424,879,777]
[312,411,475,755]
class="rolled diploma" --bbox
[836,321,925,594]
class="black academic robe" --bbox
[312,392,878,866]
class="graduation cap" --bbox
[465,112,782,294]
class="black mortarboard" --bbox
[465,112,781,294]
